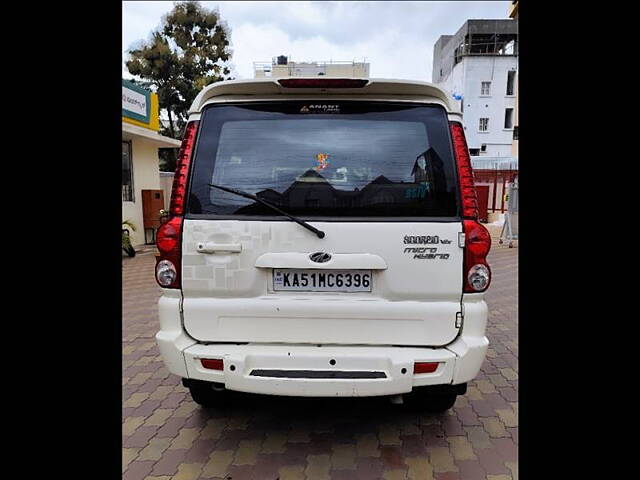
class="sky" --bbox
[122,1,511,83]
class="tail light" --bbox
[450,121,491,292]
[155,120,199,289]
[463,220,491,292]
[449,121,478,219]
[155,216,183,288]
[277,78,369,88]
[169,121,199,216]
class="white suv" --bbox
[155,78,491,412]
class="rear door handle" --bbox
[196,242,242,254]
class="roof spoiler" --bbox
[189,78,457,114]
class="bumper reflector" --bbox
[200,358,224,370]
[413,362,439,374]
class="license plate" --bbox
[272,269,372,292]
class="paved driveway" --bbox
[123,233,517,480]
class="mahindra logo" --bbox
[309,252,332,263]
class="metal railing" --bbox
[253,59,368,75]
[471,157,518,170]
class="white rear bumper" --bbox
[155,294,488,397]
[185,344,458,397]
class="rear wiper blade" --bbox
[209,183,325,239]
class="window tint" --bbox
[188,102,459,219]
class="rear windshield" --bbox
[187,101,459,219]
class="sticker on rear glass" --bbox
[314,153,330,171]
[405,183,430,199]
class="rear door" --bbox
[181,100,463,347]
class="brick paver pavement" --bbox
[123,231,517,480]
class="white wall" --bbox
[437,56,517,157]
[122,138,162,247]
[159,172,174,211]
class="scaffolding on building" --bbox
[433,19,518,84]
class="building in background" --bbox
[254,56,370,78]
[432,19,518,158]
[122,79,181,247]
[509,1,518,158]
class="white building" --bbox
[509,1,519,158]
[254,56,369,78]
[122,80,181,247]
[432,20,518,158]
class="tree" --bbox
[126,1,232,170]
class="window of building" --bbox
[469,148,480,156]
[122,141,134,202]
[479,118,489,132]
[506,70,516,96]
[481,81,491,96]
[504,108,514,129]
[513,126,519,140]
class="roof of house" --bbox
[122,121,182,148]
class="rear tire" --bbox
[404,384,464,413]
[421,393,457,413]
[184,379,228,408]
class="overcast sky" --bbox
[123,1,511,83]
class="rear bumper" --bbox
[155,294,488,397]
[185,344,458,397]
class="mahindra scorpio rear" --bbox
[155,78,491,412]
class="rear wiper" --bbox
[209,183,325,239]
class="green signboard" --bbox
[122,79,151,124]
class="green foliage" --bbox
[126,1,232,140]
[159,148,178,172]
[122,220,136,250]
[122,219,137,232]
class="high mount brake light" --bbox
[155,120,199,289]
[277,78,369,88]
[449,121,492,292]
